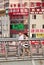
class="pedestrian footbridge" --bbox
[0,38,44,61]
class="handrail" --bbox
[0,38,44,41]
[0,40,44,60]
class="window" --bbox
[4,2,9,7]
[32,34,36,38]
[32,24,36,28]
[32,14,36,19]
[42,25,44,28]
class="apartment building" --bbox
[9,0,44,38]
[30,0,44,38]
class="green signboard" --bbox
[10,23,25,30]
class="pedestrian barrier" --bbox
[0,40,44,60]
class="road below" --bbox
[0,60,44,65]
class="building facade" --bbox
[8,0,30,38]
[1,15,10,37]
[30,0,44,38]
[0,0,44,38]
[0,0,10,38]
[9,0,44,38]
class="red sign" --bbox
[8,8,44,16]
[30,2,44,7]
[8,2,44,16]
[10,2,28,7]
[9,8,29,16]
[36,2,41,7]
[31,29,44,33]
[30,8,44,14]
[10,2,44,7]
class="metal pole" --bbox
[5,42,8,60]
[28,1,30,39]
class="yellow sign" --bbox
[36,34,44,38]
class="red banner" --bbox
[8,8,29,16]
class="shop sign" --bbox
[9,8,29,16]
[10,2,44,8]
[36,34,44,38]
[30,2,44,7]
[8,2,44,15]
[11,23,24,30]
[9,8,44,16]
[31,29,44,33]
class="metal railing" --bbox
[0,39,44,60]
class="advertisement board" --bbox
[10,23,25,30]
[36,34,44,38]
